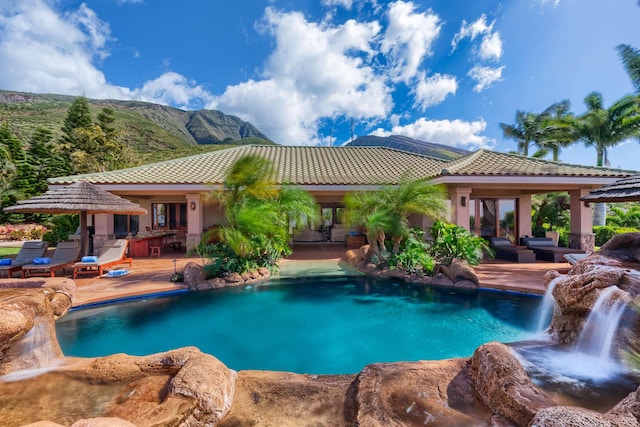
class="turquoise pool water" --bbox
[56,276,541,374]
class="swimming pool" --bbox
[56,276,541,374]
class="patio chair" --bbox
[0,240,50,278]
[489,238,536,263]
[72,239,132,279]
[21,240,81,278]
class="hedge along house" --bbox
[48,145,635,255]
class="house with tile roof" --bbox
[49,145,636,255]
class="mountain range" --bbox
[0,90,467,164]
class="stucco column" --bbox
[516,195,532,240]
[92,213,113,254]
[569,188,594,253]
[186,193,203,252]
[449,187,471,231]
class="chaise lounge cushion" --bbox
[490,238,536,263]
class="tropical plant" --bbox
[428,220,491,266]
[531,193,570,238]
[42,214,79,246]
[345,176,447,263]
[202,155,318,275]
[536,100,579,161]
[387,228,434,275]
[618,44,640,93]
[576,92,640,167]
[606,203,640,229]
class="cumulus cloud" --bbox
[468,65,504,92]
[211,7,393,145]
[412,73,457,111]
[371,117,493,149]
[381,1,441,83]
[0,0,212,109]
[451,14,502,61]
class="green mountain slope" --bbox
[346,135,469,160]
[0,90,274,164]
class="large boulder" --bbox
[468,342,554,426]
[353,359,492,426]
[0,347,237,426]
[440,258,479,287]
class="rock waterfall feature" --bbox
[2,233,640,426]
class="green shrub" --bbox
[388,228,434,275]
[593,226,639,246]
[428,220,493,266]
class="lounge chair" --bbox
[0,241,50,278]
[21,240,81,278]
[522,237,585,263]
[72,239,132,279]
[489,238,536,263]
[564,253,590,265]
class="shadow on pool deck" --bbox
[40,242,568,307]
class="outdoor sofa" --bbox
[0,240,49,278]
[73,239,132,279]
[21,240,81,278]
[489,238,536,263]
[521,237,585,263]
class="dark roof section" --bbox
[581,174,640,203]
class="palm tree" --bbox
[500,101,569,157]
[576,92,640,226]
[345,176,447,262]
[576,92,640,167]
[500,111,544,157]
[617,44,640,93]
[537,100,579,161]
[212,154,318,270]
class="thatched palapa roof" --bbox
[3,181,147,215]
[581,174,640,203]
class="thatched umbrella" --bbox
[581,174,640,204]
[3,181,147,256]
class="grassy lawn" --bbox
[0,247,21,257]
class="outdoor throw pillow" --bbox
[33,257,51,265]
[0,259,11,265]
[81,256,99,263]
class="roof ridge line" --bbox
[440,149,484,174]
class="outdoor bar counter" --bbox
[128,232,175,257]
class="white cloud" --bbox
[468,65,504,92]
[381,1,441,83]
[322,0,354,9]
[412,73,457,111]
[479,31,502,61]
[131,72,214,110]
[211,7,393,145]
[535,0,560,7]
[0,0,212,109]
[451,14,503,61]
[371,117,493,149]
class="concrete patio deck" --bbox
[3,242,568,307]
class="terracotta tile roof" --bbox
[440,149,634,177]
[48,145,448,186]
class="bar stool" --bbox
[150,246,161,258]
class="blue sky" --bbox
[0,0,639,169]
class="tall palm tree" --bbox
[500,101,569,157]
[617,44,640,93]
[537,100,579,161]
[576,92,640,226]
[576,92,640,167]
[500,111,545,157]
